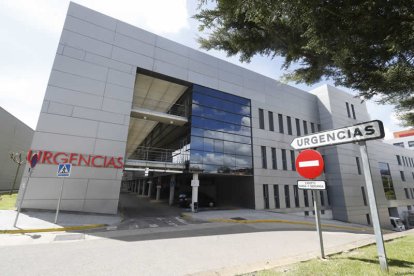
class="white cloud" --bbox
[383,126,394,140]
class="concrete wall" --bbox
[0,107,33,192]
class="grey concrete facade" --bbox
[19,3,414,227]
[0,107,33,191]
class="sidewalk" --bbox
[0,210,121,233]
[184,209,376,232]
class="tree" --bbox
[194,0,414,126]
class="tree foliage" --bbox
[194,0,414,126]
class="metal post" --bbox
[169,175,176,206]
[55,179,65,224]
[191,173,199,213]
[10,162,21,195]
[312,190,325,259]
[13,168,32,227]
[359,141,388,271]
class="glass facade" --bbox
[190,85,253,175]
[378,162,396,200]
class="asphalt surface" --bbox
[112,192,205,232]
[1,192,410,275]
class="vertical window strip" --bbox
[268,111,274,131]
[282,149,287,170]
[259,108,264,129]
[287,116,292,135]
[356,157,362,175]
[351,104,356,119]
[346,102,351,117]
[303,120,308,135]
[261,146,267,169]
[290,150,296,171]
[295,118,301,136]
[278,114,284,133]
[271,147,277,169]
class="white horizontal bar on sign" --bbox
[298,160,319,168]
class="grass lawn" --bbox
[250,235,414,276]
[0,193,17,210]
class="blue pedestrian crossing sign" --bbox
[57,163,72,177]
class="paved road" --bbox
[1,193,400,275]
[0,222,383,276]
[112,193,204,232]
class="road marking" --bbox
[175,217,187,224]
[149,224,158,228]
[298,160,319,167]
[0,224,106,234]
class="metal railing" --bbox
[132,146,189,164]
[133,97,188,117]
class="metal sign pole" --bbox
[359,141,388,271]
[312,190,325,259]
[54,179,65,224]
[13,168,32,227]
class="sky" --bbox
[0,0,406,139]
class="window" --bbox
[278,114,284,133]
[295,118,301,136]
[290,150,296,171]
[268,111,274,131]
[281,149,287,170]
[379,162,396,200]
[190,85,253,175]
[310,122,315,133]
[409,141,414,148]
[317,124,322,131]
[366,214,371,225]
[346,102,351,117]
[294,186,300,207]
[284,185,290,208]
[261,146,267,169]
[411,189,414,199]
[263,184,269,209]
[403,156,407,166]
[319,191,325,206]
[303,120,308,135]
[393,142,404,148]
[304,211,309,216]
[361,187,367,206]
[401,171,406,182]
[397,155,402,165]
[271,147,277,169]
[287,116,292,135]
[412,172,414,180]
[404,188,410,199]
[351,104,356,119]
[356,157,362,175]
[304,190,309,207]
[259,109,264,129]
[321,210,325,215]
[273,185,280,208]
[326,186,330,206]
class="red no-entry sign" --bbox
[296,149,324,179]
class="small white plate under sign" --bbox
[298,180,326,190]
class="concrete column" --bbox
[155,176,162,201]
[142,179,146,196]
[169,175,176,206]
[138,180,142,196]
[147,179,153,197]
[191,173,199,213]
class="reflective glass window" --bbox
[190,85,252,175]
